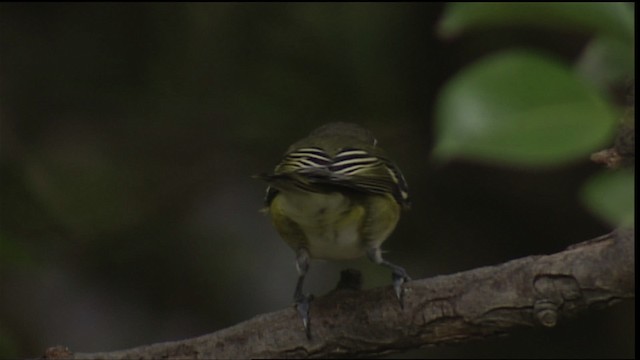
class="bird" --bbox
[256,122,411,338]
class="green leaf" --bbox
[582,169,635,227]
[576,36,635,91]
[434,50,617,167]
[438,2,634,46]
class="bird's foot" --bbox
[294,293,314,339]
[392,268,411,309]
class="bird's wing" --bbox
[262,147,410,209]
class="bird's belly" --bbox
[304,221,364,260]
[276,191,367,260]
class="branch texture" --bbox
[45,229,634,359]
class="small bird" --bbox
[257,122,411,338]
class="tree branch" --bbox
[44,228,634,359]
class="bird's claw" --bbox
[392,270,411,308]
[295,294,314,339]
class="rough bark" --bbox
[44,228,635,359]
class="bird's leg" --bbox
[367,247,411,308]
[294,248,313,339]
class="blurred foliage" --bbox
[582,169,635,227]
[0,3,634,359]
[577,35,635,91]
[434,50,617,166]
[435,2,634,228]
[438,2,634,45]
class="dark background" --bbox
[0,3,633,358]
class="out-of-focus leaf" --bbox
[24,137,146,237]
[434,50,617,167]
[0,233,33,266]
[582,169,634,227]
[576,36,635,91]
[438,2,634,46]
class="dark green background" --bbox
[0,3,633,358]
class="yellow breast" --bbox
[269,190,400,260]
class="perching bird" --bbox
[257,122,410,338]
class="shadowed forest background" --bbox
[0,3,633,358]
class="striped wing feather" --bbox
[264,147,410,208]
